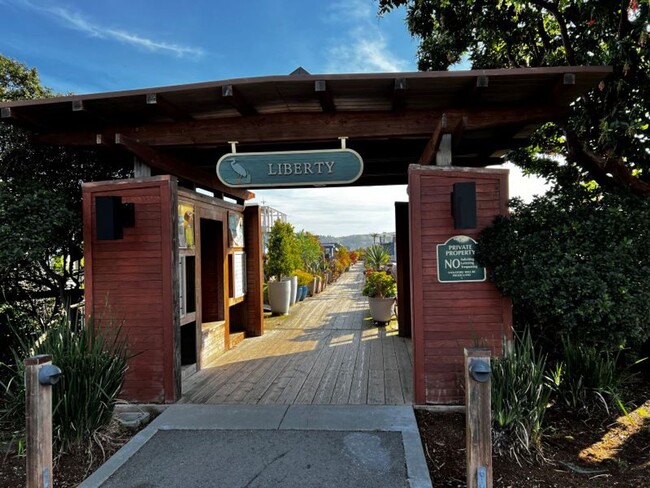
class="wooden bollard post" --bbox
[464,348,493,488]
[25,354,55,488]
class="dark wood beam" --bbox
[454,76,489,107]
[110,133,254,202]
[540,72,576,105]
[0,107,46,130]
[315,80,335,113]
[393,78,407,112]
[146,93,194,121]
[222,85,257,116]
[35,106,567,147]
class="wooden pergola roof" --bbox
[0,66,611,201]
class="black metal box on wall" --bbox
[452,182,477,229]
[96,196,134,240]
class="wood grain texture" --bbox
[408,165,511,404]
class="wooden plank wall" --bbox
[408,165,512,405]
[82,176,177,403]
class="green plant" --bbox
[266,220,297,280]
[0,313,130,453]
[362,271,397,298]
[364,244,390,272]
[553,337,635,415]
[491,330,553,464]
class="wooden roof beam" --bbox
[541,72,576,105]
[315,80,335,113]
[0,107,46,130]
[222,85,257,116]
[35,106,567,147]
[454,75,489,107]
[146,93,194,121]
[105,133,254,202]
[393,78,407,112]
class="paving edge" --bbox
[80,404,432,488]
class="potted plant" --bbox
[266,220,296,315]
[362,270,397,324]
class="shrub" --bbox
[0,314,129,453]
[362,271,397,298]
[491,330,552,464]
[477,187,650,354]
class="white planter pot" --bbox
[286,275,298,306]
[368,296,396,324]
[268,280,291,315]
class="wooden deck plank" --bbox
[383,332,405,405]
[367,331,386,404]
[348,329,373,404]
[311,332,351,404]
[331,330,362,404]
[179,263,414,406]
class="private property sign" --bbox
[436,236,486,283]
[216,149,364,188]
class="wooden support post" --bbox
[464,348,493,488]
[25,354,54,488]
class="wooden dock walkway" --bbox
[180,264,413,405]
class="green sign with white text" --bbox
[216,149,364,188]
[436,236,486,283]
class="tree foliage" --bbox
[379,0,650,196]
[0,54,130,345]
[266,220,298,279]
[477,186,650,352]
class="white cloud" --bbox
[322,0,411,73]
[9,0,204,58]
[326,28,410,73]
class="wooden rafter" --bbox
[0,107,46,130]
[222,85,257,116]
[104,133,254,202]
[393,78,407,112]
[315,80,335,113]
[145,93,194,121]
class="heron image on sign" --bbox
[216,149,364,188]
[436,236,486,283]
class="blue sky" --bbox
[1,0,547,236]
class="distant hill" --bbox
[318,233,395,250]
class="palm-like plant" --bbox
[364,244,390,271]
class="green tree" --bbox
[0,55,130,355]
[266,220,298,280]
[379,0,649,196]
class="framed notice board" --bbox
[231,251,247,298]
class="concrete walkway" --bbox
[80,404,432,488]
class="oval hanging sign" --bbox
[216,149,363,188]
